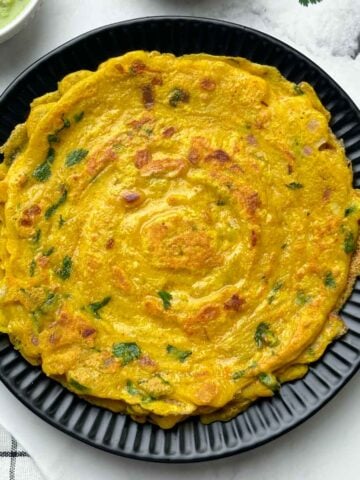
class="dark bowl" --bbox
[1,16,360,463]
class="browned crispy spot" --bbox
[130,60,147,74]
[151,76,163,86]
[31,335,39,346]
[323,188,332,201]
[40,310,96,351]
[20,204,41,227]
[163,127,176,138]
[139,158,187,178]
[37,256,49,268]
[115,64,125,74]
[134,149,152,168]
[111,266,132,293]
[81,328,96,338]
[194,382,219,405]
[128,116,151,130]
[24,205,41,216]
[319,142,335,151]
[183,305,220,338]
[245,191,261,215]
[86,147,116,176]
[205,149,231,163]
[106,238,115,250]
[138,355,157,368]
[142,84,154,109]
[246,134,257,146]
[200,78,216,91]
[224,294,245,312]
[188,148,200,165]
[251,230,257,247]
[20,217,33,227]
[288,164,294,174]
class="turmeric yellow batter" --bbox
[0,51,359,428]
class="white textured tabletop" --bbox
[1,1,360,479]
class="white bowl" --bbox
[0,0,42,44]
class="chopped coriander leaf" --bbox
[43,247,55,257]
[268,280,284,304]
[232,370,245,380]
[45,187,67,219]
[87,296,111,318]
[56,255,72,280]
[32,147,55,182]
[345,206,356,217]
[126,380,139,395]
[158,290,172,309]
[324,271,336,288]
[29,259,36,277]
[166,345,192,363]
[296,290,312,306]
[293,84,304,95]
[258,373,280,392]
[31,292,58,323]
[73,111,84,123]
[286,182,303,190]
[62,118,71,129]
[344,230,356,254]
[112,342,141,365]
[68,379,89,392]
[254,322,279,348]
[65,148,88,167]
[169,88,190,107]
[141,394,156,404]
[47,133,59,144]
[59,215,65,228]
[31,229,41,243]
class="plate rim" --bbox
[0,15,360,463]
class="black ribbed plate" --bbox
[1,17,360,463]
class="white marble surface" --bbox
[0,1,360,479]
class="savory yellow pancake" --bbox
[0,51,359,429]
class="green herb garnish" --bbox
[31,291,58,326]
[29,259,36,277]
[31,229,41,244]
[59,215,65,228]
[344,230,356,254]
[112,342,141,365]
[295,290,312,306]
[47,133,59,144]
[258,373,280,392]
[344,206,356,217]
[126,380,139,395]
[324,271,336,288]
[299,0,322,6]
[73,111,84,123]
[43,247,55,257]
[169,88,190,107]
[56,255,72,280]
[45,187,67,219]
[254,322,279,348]
[293,84,304,95]
[87,296,111,319]
[166,345,192,363]
[32,147,55,182]
[158,290,172,310]
[268,280,284,304]
[65,148,88,167]
[68,379,89,392]
[286,182,303,190]
[232,370,245,380]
